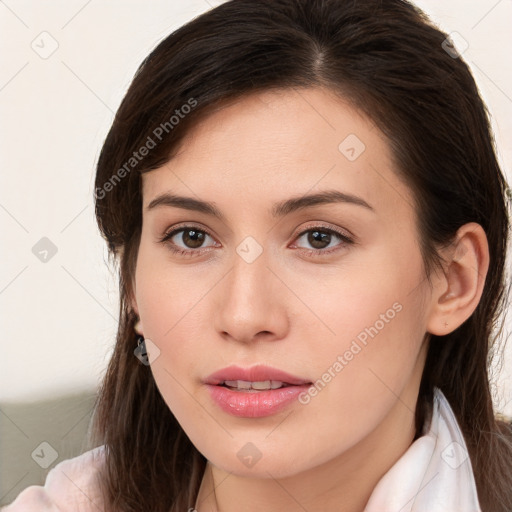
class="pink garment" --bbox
[2,445,106,512]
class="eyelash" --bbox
[157,223,354,258]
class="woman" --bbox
[4,0,512,511]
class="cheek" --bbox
[134,240,219,339]
[290,245,428,424]
[276,303,427,472]
[288,240,426,362]
[133,245,217,411]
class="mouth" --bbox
[219,379,296,391]
[204,365,313,418]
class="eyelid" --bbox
[158,221,355,257]
[158,222,218,245]
[290,221,354,244]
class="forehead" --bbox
[141,87,415,220]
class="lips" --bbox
[204,365,312,418]
[204,364,311,386]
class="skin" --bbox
[129,87,489,512]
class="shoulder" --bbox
[2,445,106,512]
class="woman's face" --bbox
[132,87,435,478]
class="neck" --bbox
[195,391,418,512]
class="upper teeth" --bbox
[223,380,286,390]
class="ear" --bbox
[426,222,490,335]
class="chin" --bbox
[200,440,323,480]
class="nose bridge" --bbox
[214,237,289,342]
[227,239,273,307]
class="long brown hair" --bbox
[89,1,512,510]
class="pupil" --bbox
[184,230,205,248]
[308,230,330,249]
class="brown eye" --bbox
[179,229,207,249]
[291,225,354,258]
[159,225,217,256]
[306,230,332,249]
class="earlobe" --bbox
[134,318,144,336]
[131,299,144,336]
[426,222,489,336]
[129,284,144,335]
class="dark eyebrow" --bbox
[145,190,374,219]
[146,194,227,221]
[271,190,374,216]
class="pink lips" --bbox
[204,364,312,418]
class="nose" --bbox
[213,248,290,345]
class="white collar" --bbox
[364,387,481,512]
